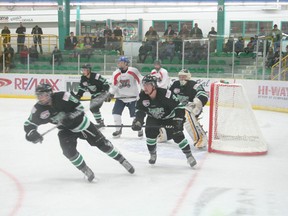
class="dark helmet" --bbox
[118,56,130,64]
[81,63,92,71]
[142,74,158,87]
[35,83,52,95]
[154,60,161,66]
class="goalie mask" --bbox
[35,83,53,105]
[178,69,191,86]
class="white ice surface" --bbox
[0,98,288,216]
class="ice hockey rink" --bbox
[1,98,288,216]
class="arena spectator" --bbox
[16,22,26,53]
[190,23,203,39]
[65,32,78,50]
[1,26,10,48]
[50,46,63,66]
[138,41,151,63]
[163,24,175,40]
[20,45,29,64]
[3,43,14,72]
[31,25,43,54]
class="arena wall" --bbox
[0,73,287,113]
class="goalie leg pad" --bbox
[184,111,208,148]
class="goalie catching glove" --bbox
[186,97,203,116]
[26,129,43,144]
[132,119,143,131]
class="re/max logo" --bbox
[15,78,60,91]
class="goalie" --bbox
[159,69,209,148]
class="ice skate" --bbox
[112,126,122,138]
[138,129,143,137]
[120,159,135,174]
[96,119,105,129]
[81,165,95,182]
[148,152,157,164]
[186,153,197,168]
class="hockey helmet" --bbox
[35,83,52,95]
[118,56,130,64]
[81,63,92,71]
[35,83,53,105]
[178,69,191,85]
[142,74,158,87]
[154,60,161,66]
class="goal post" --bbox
[208,82,268,155]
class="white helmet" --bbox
[178,69,191,85]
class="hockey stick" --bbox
[104,124,174,129]
[114,96,137,99]
[80,95,137,101]
[39,122,173,138]
[39,124,172,137]
[40,124,59,137]
[70,91,108,102]
[80,98,92,101]
[39,111,82,138]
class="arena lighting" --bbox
[73,2,286,7]
[0,1,287,7]
[0,2,217,6]
[72,2,217,6]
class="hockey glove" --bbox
[192,98,203,116]
[173,117,184,132]
[105,93,114,102]
[61,111,82,128]
[70,91,81,101]
[26,129,43,144]
[132,119,143,131]
[186,98,203,116]
[75,94,81,100]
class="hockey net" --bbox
[208,82,268,155]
